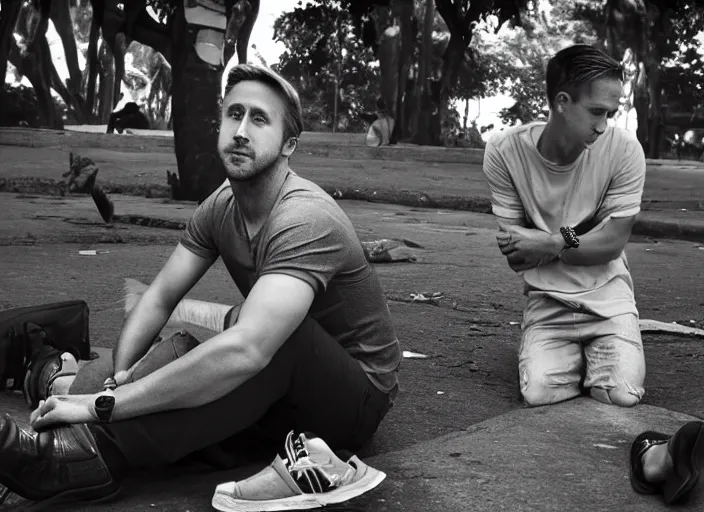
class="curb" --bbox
[115,210,704,245]
[0,127,486,164]
[2,176,703,244]
[5,127,704,168]
[632,214,704,244]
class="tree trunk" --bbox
[438,32,465,143]
[9,43,62,129]
[632,62,649,153]
[96,66,106,121]
[332,16,342,132]
[332,78,339,132]
[98,39,115,123]
[0,0,23,90]
[373,5,399,123]
[411,0,434,144]
[643,7,667,160]
[85,18,101,120]
[391,0,414,143]
[108,32,128,111]
[463,98,469,133]
[9,5,62,129]
[646,60,663,159]
[170,4,227,202]
[44,37,80,121]
[50,0,85,121]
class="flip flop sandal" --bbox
[663,421,704,505]
[630,430,670,495]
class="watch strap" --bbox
[559,226,580,248]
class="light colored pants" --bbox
[518,296,646,407]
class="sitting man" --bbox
[482,44,646,407]
[107,94,150,134]
[0,64,401,507]
[365,97,395,147]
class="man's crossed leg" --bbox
[0,311,394,505]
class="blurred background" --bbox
[1,0,704,198]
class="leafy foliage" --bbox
[0,83,65,127]
[144,0,174,24]
[661,3,704,119]
[662,47,704,124]
[70,0,94,45]
[472,0,600,126]
[273,0,381,131]
[425,30,497,102]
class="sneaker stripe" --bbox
[282,432,337,495]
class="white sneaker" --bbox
[211,431,386,512]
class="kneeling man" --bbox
[483,44,646,407]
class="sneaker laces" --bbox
[282,431,355,494]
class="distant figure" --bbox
[166,170,185,200]
[107,95,150,134]
[365,98,395,147]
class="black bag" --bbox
[0,300,90,392]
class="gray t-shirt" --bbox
[180,171,401,393]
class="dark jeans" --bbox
[70,316,396,471]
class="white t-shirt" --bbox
[483,121,646,318]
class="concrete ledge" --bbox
[633,211,704,243]
[366,398,702,512]
[3,127,704,168]
[2,178,702,243]
[0,127,485,164]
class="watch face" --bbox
[96,395,115,409]
[95,395,115,422]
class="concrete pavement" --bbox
[365,399,701,512]
[1,192,704,510]
[3,392,699,511]
[2,130,704,243]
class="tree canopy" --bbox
[3,0,704,162]
[273,0,381,131]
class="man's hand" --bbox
[114,368,135,387]
[30,393,105,430]
[497,225,564,272]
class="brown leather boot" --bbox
[0,414,119,505]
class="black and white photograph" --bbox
[0,0,703,510]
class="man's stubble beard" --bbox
[222,150,282,184]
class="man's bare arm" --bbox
[496,216,527,229]
[109,273,316,420]
[559,215,636,266]
[112,243,215,376]
[495,215,531,272]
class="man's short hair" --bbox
[545,44,623,107]
[221,63,304,140]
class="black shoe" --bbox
[0,414,120,506]
[630,421,704,505]
[23,342,69,409]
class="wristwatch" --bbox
[94,394,115,423]
[559,226,580,249]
